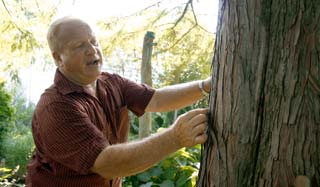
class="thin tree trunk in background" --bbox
[197,0,320,186]
[139,31,155,139]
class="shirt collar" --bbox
[54,69,85,95]
[54,68,108,95]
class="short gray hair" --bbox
[47,16,89,52]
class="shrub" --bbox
[0,82,35,185]
[0,166,25,187]
[0,83,15,158]
[2,127,34,180]
[123,144,201,187]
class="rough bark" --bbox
[197,0,320,186]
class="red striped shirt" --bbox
[26,69,155,187]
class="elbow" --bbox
[90,148,117,180]
[91,165,114,180]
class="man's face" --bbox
[54,20,103,86]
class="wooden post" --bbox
[139,31,155,139]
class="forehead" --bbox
[57,20,96,43]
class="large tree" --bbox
[197,0,320,186]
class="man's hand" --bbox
[170,108,209,147]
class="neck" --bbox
[83,80,97,89]
[84,81,98,99]
[59,68,97,88]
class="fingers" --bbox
[172,108,209,147]
[191,120,208,145]
[194,133,208,144]
[192,122,207,134]
[188,113,207,128]
[180,108,209,122]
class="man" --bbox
[26,17,211,187]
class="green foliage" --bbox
[0,82,35,184]
[97,1,214,88]
[0,83,15,158]
[2,128,34,180]
[0,83,14,123]
[123,145,201,187]
[0,167,13,182]
[0,82,29,186]
[126,99,207,187]
[0,166,24,187]
[129,111,140,140]
[154,12,213,87]
[0,0,56,82]
[151,100,208,132]
[10,85,35,128]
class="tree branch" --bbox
[34,0,44,16]
[100,1,164,28]
[173,0,192,28]
[172,0,214,34]
[1,0,26,34]
[155,24,197,54]
[170,24,196,49]
[2,0,12,18]
[190,0,198,24]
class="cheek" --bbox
[62,53,84,69]
[67,51,83,62]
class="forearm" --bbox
[146,80,208,112]
[91,127,180,179]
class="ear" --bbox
[52,51,63,67]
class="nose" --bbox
[85,43,98,56]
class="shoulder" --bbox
[99,72,128,83]
[35,85,85,115]
[98,72,133,91]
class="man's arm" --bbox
[91,108,208,179]
[145,78,211,112]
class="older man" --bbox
[26,17,210,187]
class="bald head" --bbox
[47,17,91,53]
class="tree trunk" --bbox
[197,0,320,186]
[139,31,155,139]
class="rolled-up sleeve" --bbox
[113,75,155,117]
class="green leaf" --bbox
[161,159,172,169]
[150,167,163,177]
[159,180,175,187]
[162,167,177,180]
[176,173,191,187]
[139,182,153,187]
[0,167,12,172]
[11,43,17,52]
[180,166,197,173]
[1,174,12,180]
[137,172,151,182]
[154,116,164,126]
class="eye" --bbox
[74,42,85,48]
